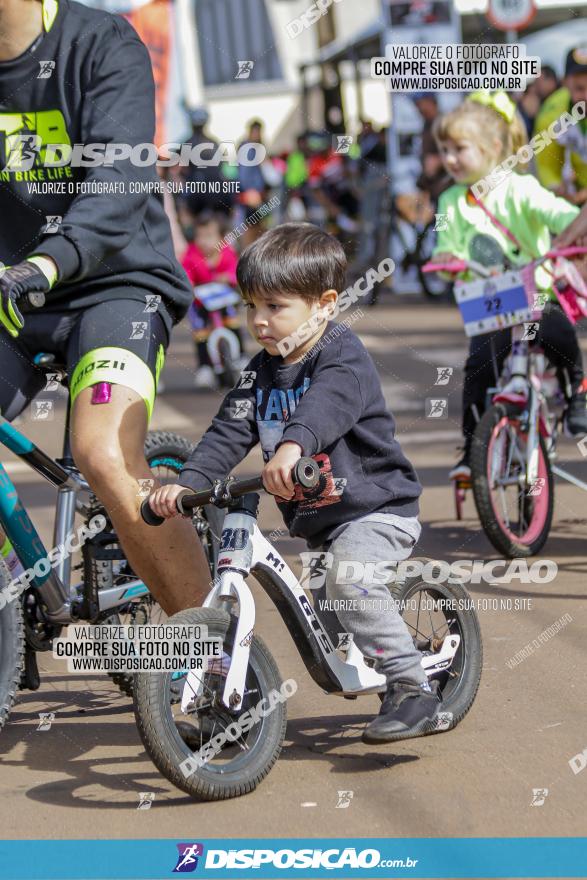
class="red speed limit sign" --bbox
[487,0,536,30]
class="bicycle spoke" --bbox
[490,430,505,485]
[498,486,510,529]
[427,605,439,641]
[505,428,517,479]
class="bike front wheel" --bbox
[471,404,554,558]
[133,608,287,801]
[0,562,25,732]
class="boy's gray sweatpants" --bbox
[312,512,427,687]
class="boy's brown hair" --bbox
[237,222,347,303]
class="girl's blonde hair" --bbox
[433,93,528,164]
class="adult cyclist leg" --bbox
[65,298,211,615]
[0,299,211,615]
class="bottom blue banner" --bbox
[0,838,586,879]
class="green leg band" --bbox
[155,343,165,388]
[70,347,157,421]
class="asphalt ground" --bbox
[1,296,585,856]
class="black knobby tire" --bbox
[417,220,453,300]
[133,608,287,801]
[107,432,223,698]
[144,430,224,571]
[0,562,25,732]
[217,337,239,388]
[470,404,554,558]
[386,569,483,727]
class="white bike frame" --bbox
[181,504,460,714]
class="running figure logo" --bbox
[130,322,147,340]
[434,213,449,232]
[299,551,333,590]
[527,477,546,496]
[33,400,54,420]
[230,399,253,419]
[334,135,353,154]
[37,60,55,79]
[137,478,155,499]
[173,843,204,873]
[530,788,549,806]
[37,712,55,731]
[3,133,41,172]
[44,372,60,391]
[426,398,448,419]
[44,215,62,234]
[144,294,161,313]
[236,61,254,79]
[237,370,256,390]
[328,477,347,497]
[522,322,540,341]
[434,367,453,386]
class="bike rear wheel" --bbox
[387,568,482,727]
[417,221,453,300]
[0,562,25,732]
[134,608,287,801]
[471,404,554,558]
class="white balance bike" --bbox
[136,458,482,800]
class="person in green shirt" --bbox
[432,91,587,480]
[534,46,587,206]
[285,134,310,191]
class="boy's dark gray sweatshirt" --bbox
[179,323,422,548]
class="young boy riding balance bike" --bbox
[148,222,442,744]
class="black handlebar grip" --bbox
[293,457,321,489]
[175,487,199,516]
[27,292,46,308]
[140,498,165,527]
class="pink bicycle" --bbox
[424,246,587,558]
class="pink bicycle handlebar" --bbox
[544,246,587,260]
[422,260,468,274]
[423,247,587,276]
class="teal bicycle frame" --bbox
[0,411,150,626]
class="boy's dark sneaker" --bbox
[362,680,449,744]
[565,390,587,436]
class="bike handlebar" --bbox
[140,456,322,527]
[422,246,587,279]
[421,259,469,275]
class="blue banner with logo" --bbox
[1,838,587,878]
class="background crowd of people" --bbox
[167,45,587,387]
